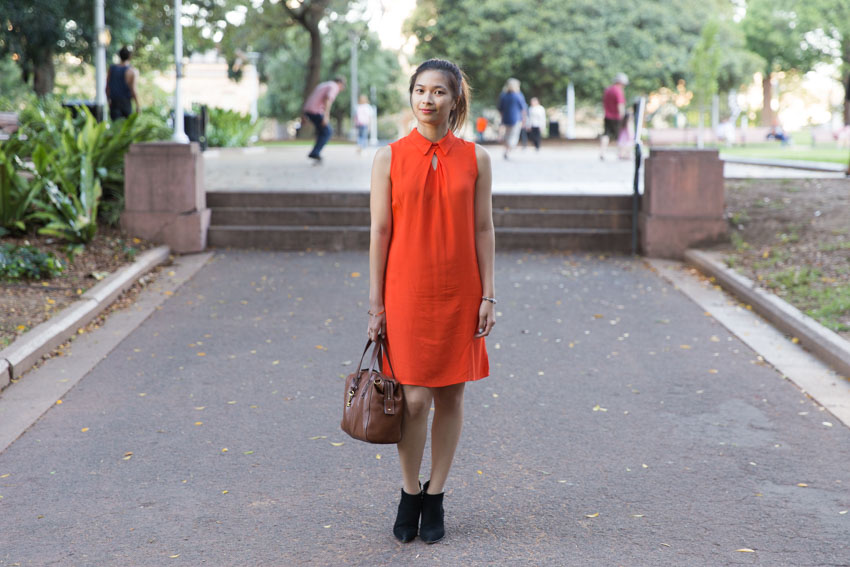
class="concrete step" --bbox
[208,225,371,251]
[495,227,632,251]
[207,191,637,212]
[207,191,371,208]
[211,207,370,227]
[210,206,632,230]
[208,225,633,252]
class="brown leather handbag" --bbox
[340,337,404,444]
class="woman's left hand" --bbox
[475,300,496,338]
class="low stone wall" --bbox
[639,148,727,259]
[121,142,210,253]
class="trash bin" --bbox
[183,105,208,150]
[548,120,560,139]
[63,100,103,122]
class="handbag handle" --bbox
[357,337,398,381]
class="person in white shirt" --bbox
[527,97,546,151]
[355,95,372,154]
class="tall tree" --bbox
[690,20,722,147]
[406,0,722,109]
[283,0,333,104]
[259,19,402,126]
[0,0,235,96]
[741,0,831,126]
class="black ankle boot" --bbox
[393,485,422,543]
[419,481,445,544]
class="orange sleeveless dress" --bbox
[383,128,489,387]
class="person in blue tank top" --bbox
[106,46,139,120]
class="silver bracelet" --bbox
[481,296,498,304]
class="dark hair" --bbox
[408,59,471,133]
[333,76,345,84]
[119,46,132,61]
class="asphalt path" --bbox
[1,251,848,566]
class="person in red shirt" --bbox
[600,73,628,161]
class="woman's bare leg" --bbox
[427,382,466,494]
[397,384,433,494]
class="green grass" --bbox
[762,266,850,332]
[719,143,849,165]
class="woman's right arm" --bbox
[367,145,392,340]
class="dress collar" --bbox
[408,128,457,156]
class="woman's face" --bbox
[410,70,456,127]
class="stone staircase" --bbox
[206,191,636,252]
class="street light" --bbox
[172,0,189,142]
[94,0,109,121]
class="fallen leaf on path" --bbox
[330,442,344,447]
[680,345,691,350]
[797,483,808,487]
[585,513,599,518]
[309,436,327,440]
[122,452,133,460]
[736,548,755,553]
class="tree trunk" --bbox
[303,24,322,105]
[33,53,55,96]
[761,73,773,127]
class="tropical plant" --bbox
[0,140,41,236]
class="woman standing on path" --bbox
[367,59,496,544]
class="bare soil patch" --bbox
[718,177,850,340]
[1,228,154,347]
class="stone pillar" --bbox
[121,142,210,253]
[639,148,726,259]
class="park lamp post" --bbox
[94,0,110,121]
[349,30,359,142]
[172,0,190,143]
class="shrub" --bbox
[0,242,65,281]
[201,106,262,147]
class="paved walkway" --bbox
[204,143,846,195]
[1,251,848,565]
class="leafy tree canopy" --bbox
[406,0,732,108]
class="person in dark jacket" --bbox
[106,46,140,120]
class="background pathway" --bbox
[1,251,848,566]
[204,143,846,195]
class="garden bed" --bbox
[0,229,153,347]
[718,177,850,340]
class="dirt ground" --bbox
[718,177,850,340]
[0,228,154,347]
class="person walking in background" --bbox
[475,116,488,143]
[497,78,527,160]
[367,58,495,544]
[600,72,628,161]
[527,97,546,151]
[303,76,345,164]
[105,46,139,120]
[355,94,372,154]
